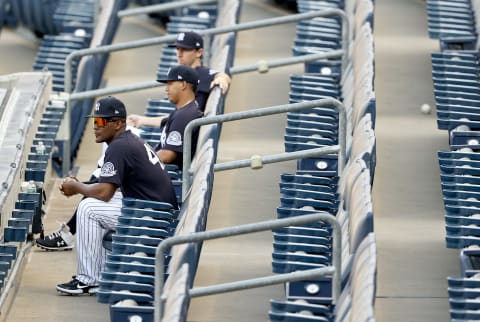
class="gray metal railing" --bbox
[117,0,219,18]
[64,9,349,93]
[60,8,348,173]
[68,50,344,102]
[229,50,344,75]
[182,98,347,197]
[154,212,341,321]
[189,266,335,298]
[214,145,340,172]
[69,81,162,102]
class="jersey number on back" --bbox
[144,144,164,168]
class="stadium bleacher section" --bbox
[0,71,52,301]
[264,1,376,321]
[427,0,480,321]
[0,0,378,321]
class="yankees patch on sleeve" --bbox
[166,131,182,146]
[100,162,117,177]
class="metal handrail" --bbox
[182,98,347,198]
[214,145,340,172]
[67,50,344,102]
[229,50,344,75]
[154,212,341,321]
[60,9,348,173]
[64,9,349,93]
[189,267,335,298]
[118,0,218,18]
[69,81,162,102]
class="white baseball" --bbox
[420,103,431,114]
[198,11,210,19]
[74,29,86,37]
[320,67,332,75]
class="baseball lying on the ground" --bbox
[420,103,431,114]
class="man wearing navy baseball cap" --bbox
[87,95,127,119]
[55,96,177,295]
[157,64,200,86]
[154,65,203,168]
[127,31,231,128]
[166,31,230,108]
[168,31,203,50]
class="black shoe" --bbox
[56,277,98,295]
[36,223,74,251]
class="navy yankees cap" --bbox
[157,65,200,86]
[168,31,203,49]
[87,96,127,118]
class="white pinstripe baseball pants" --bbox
[75,191,123,285]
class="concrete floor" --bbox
[0,0,462,321]
[372,0,459,321]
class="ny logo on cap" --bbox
[95,102,100,112]
[177,33,185,41]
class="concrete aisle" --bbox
[372,0,459,321]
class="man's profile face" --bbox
[165,80,184,105]
[93,117,118,144]
[176,47,202,66]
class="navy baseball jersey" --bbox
[99,130,178,208]
[156,100,203,168]
[195,66,217,112]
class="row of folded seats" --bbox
[294,0,374,75]
[100,2,241,322]
[5,94,67,243]
[7,0,61,36]
[28,0,127,176]
[0,76,63,299]
[268,0,377,321]
[426,0,480,51]
[428,1,480,321]
[18,0,98,93]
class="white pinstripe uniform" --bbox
[74,130,178,286]
[75,192,122,285]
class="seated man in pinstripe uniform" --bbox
[55,96,177,295]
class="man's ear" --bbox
[114,119,126,130]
